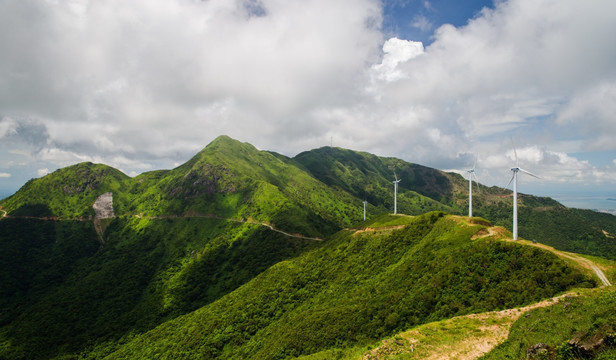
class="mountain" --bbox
[0,162,130,218]
[294,146,616,261]
[0,135,615,359]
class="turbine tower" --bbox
[506,145,540,240]
[393,172,401,215]
[363,198,367,221]
[467,156,479,218]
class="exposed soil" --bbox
[362,294,572,360]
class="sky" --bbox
[1,0,615,210]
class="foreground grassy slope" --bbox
[0,217,319,360]
[482,287,616,359]
[100,213,593,359]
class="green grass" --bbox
[481,287,616,359]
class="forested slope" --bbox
[100,213,593,359]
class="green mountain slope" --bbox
[0,216,320,359]
[0,136,365,238]
[125,136,362,237]
[0,162,131,218]
[294,146,616,261]
[294,146,460,215]
[99,213,593,359]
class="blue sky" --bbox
[383,0,494,44]
[1,0,615,210]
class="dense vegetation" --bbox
[0,217,318,359]
[97,213,592,359]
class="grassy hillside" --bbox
[482,287,616,359]
[98,213,593,359]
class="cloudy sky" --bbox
[1,0,615,208]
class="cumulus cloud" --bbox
[371,37,424,82]
[37,169,49,177]
[0,172,11,178]
[0,0,615,194]
[0,0,382,165]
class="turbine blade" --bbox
[505,173,515,190]
[472,172,480,192]
[519,168,541,179]
[473,153,478,171]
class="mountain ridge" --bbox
[2,135,616,259]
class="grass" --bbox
[481,287,616,359]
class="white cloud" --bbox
[37,168,49,177]
[371,37,424,83]
[0,172,11,178]
[0,0,615,194]
[0,0,383,164]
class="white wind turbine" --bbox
[393,172,401,215]
[467,156,480,218]
[506,145,540,240]
[363,198,367,221]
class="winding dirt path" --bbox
[2,210,323,242]
[134,213,323,241]
[363,293,574,360]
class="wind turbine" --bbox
[363,198,367,221]
[393,172,401,215]
[467,155,480,218]
[506,144,540,240]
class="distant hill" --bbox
[293,145,616,261]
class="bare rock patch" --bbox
[93,192,114,219]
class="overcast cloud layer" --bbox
[1,0,615,201]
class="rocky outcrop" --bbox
[93,192,114,219]
[568,324,614,357]
[526,343,554,359]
